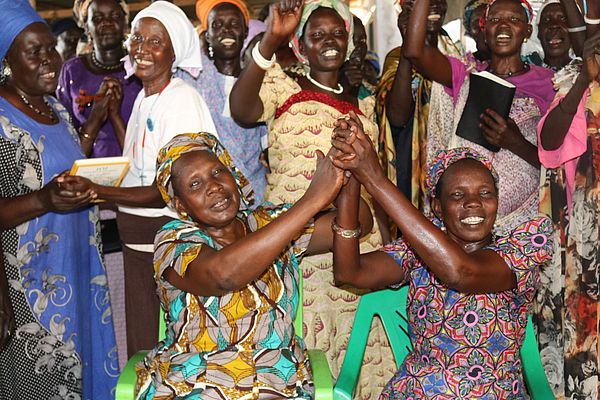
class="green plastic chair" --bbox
[115,271,334,399]
[333,286,555,400]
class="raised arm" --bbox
[332,112,516,294]
[560,0,585,56]
[230,0,303,125]
[164,151,351,297]
[402,0,452,87]
[540,30,600,151]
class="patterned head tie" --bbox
[73,0,129,29]
[463,0,490,34]
[426,147,499,198]
[290,0,354,66]
[479,0,533,29]
[156,132,255,214]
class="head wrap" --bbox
[73,0,129,30]
[365,50,380,76]
[242,19,266,55]
[129,1,203,76]
[290,0,354,66]
[426,147,499,198]
[463,0,489,34]
[0,0,44,61]
[480,0,533,29]
[196,0,250,31]
[156,132,255,213]
[51,18,81,37]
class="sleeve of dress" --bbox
[56,64,76,125]
[157,86,218,149]
[153,220,211,279]
[258,63,298,123]
[443,55,469,106]
[382,238,420,287]
[495,216,554,301]
[537,88,589,169]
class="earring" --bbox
[523,38,528,43]
[1,59,11,81]
[208,45,214,59]
[180,211,188,218]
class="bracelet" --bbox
[252,41,276,70]
[331,218,362,239]
[584,16,600,24]
[567,25,586,32]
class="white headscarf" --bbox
[127,1,202,77]
[522,0,561,59]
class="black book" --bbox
[455,71,516,152]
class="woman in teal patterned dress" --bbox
[135,132,372,399]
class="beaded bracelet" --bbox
[584,16,600,25]
[252,41,276,70]
[567,25,586,32]
[331,218,362,238]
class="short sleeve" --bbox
[153,219,212,279]
[248,203,315,261]
[495,216,554,299]
[444,55,469,104]
[258,63,300,123]
[382,238,420,287]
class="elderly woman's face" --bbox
[172,150,241,229]
[537,3,570,59]
[6,22,62,96]
[129,17,175,84]
[300,7,349,72]
[432,159,498,250]
[86,0,126,50]
[483,0,531,57]
[206,3,247,61]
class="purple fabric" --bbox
[56,56,143,158]
[445,55,555,115]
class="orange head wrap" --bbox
[195,0,250,30]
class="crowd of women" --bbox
[0,0,597,398]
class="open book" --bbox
[455,71,516,152]
[70,156,130,187]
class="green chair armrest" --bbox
[521,315,554,400]
[307,349,333,400]
[115,351,148,400]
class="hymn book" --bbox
[455,71,516,152]
[70,156,130,187]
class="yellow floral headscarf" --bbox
[156,132,255,212]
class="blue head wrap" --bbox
[0,0,44,60]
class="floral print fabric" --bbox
[379,217,553,399]
[135,204,315,399]
[535,63,600,399]
[0,96,118,399]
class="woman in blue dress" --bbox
[0,2,118,399]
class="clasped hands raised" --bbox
[307,111,384,208]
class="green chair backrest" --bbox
[333,285,555,400]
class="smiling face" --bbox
[86,0,126,50]
[432,159,498,251]
[300,7,349,71]
[483,0,532,57]
[537,3,570,60]
[172,150,241,229]
[6,22,62,96]
[206,3,247,61]
[129,17,175,85]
